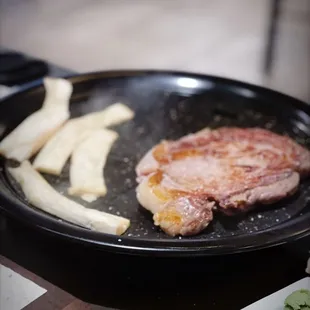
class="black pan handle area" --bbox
[0,52,27,73]
[0,60,49,86]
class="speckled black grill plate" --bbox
[0,71,310,256]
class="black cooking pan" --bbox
[0,70,309,257]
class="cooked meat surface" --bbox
[136,127,310,236]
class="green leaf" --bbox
[284,290,310,310]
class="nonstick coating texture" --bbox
[0,71,310,256]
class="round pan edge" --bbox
[0,70,309,257]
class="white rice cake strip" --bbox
[0,78,72,162]
[68,129,118,201]
[32,120,93,175]
[8,161,130,235]
[33,103,134,175]
[78,103,134,128]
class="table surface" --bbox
[0,48,309,310]
[1,213,309,310]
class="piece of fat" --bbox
[33,103,134,175]
[8,161,130,235]
[0,77,72,161]
[68,129,119,202]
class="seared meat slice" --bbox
[136,127,310,236]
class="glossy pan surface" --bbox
[0,70,309,256]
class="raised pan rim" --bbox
[0,69,309,257]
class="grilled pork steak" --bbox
[136,127,310,236]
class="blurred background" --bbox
[0,0,309,101]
